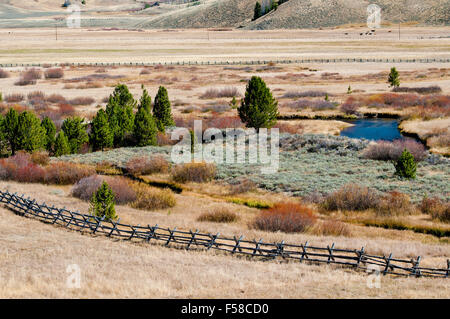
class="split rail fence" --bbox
[1,190,448,279]
[0,57,449,69]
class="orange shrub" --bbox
[251,203,316,233]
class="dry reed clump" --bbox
[15,68,42,86]
[392,86,442,94]
[251,203,316,233]
[30,151,50,166]
[320,184,380,212]
[427,132,450,149]
[58,103,76,116]
[419,197,450,223]
[4,93,25,103]
[46,94,67,104]
[125,155,170,176]
[44,68,64,79]
[0,68,10,78]
[71,175,136,204]
[171,162,216,183]
[197,207,239,223]
[131,184,176,210]
[362,139,427,162]
[200,87,241,99]
[375,191,416,216]
[228,178,257,195]
[68,97,95,106]
[313,219,351,237]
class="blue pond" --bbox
[340,119,403,141]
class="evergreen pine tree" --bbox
[238,76,278,130]
[16,111,46,152]
[105,84,136,146]
[0,113,7,155]
[134,87,158,146]
[394,149,416,179]
[41,116,56,153]
[253,2,262,20]
[89,181,117,221]
[3,108,19,155]
[388,67,400,88]
[54,131,71,157]
[153,86,174,133]
[90,109,113,151]
[61,117,89,154]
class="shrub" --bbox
[131,184,176,210]
[197,208,239,223]
[46,94,67,104]
[31,151,50,166]
[362,139,426,162]
[376,191,416,216]
[228,178,257,194]
[72,175,136,204]
[126,155,169,175]
[394,149,416,179]
[393,86,442,94]
[321,184,380,212]
[44,162,95,185]
[0,68,10,78]
[44,68,64,79]
[171,162,216,183]
[68,97,95,105]
[4,93,25,103]
[419,196,450,223]
[282,90,328,98]
[15,68,42,86]
[340,97,360,114]
[89,181,117,221]
[58,103,76,116]
[314,219,351,236]
[200,87,241,99]
[251,203,316,233]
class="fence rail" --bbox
[0,190,448,278]
[0,57,449,68]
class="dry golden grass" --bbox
[1,203,450,298]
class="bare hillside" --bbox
[247,0,450,29]
[0,0,448,29]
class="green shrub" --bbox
[89,181,117,221]
[394,149,416,179]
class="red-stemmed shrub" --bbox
[44,68,64,79]
[71,175,136,204]
[125,155,170,176]
[251,203,316,233]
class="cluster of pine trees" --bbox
[0,84,174,158]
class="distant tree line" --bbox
[0,84,174,157]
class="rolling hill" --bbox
[1,0,448,29]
